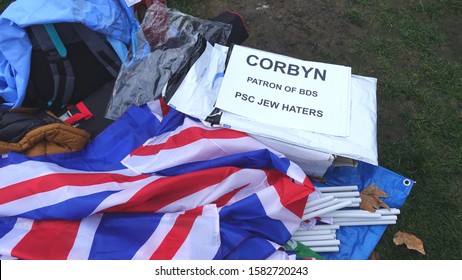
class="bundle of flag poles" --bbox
[292,185,400,253]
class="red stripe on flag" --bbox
[266,170,313,218]
[131,126,249,156]
[0,173,149,205]
[104,167,244,213]
[150,207,204,259]
[11,220,80,260]
[159,98,170,116]
[212,184,249,207]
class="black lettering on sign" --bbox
[299,88,318,97]
[260,58,273,70]
[235,92,255,103]
[246,55,327,81]
[257,98,280,109]
[274,61,286,74]
[287,64,299,76]
[281,103,323,118]
[247,55,258,66]
[247,76,283,90]
[315,68,327,81]
[301,67,327,81]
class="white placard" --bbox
[215,45,352,136]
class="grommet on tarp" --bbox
[403,179,412,187]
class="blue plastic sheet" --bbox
[315,162,414,259]
[0,0,140,108]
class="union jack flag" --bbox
[0,100,313,260]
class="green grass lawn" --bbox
[2,0,461,259]
[340,0,462,259]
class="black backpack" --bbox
[24,22,121,114]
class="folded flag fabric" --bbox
[0,99,314,260]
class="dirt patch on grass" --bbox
[437,11,462,61]
[194,0,353,61]
[191,0,460,148]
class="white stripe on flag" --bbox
[258,187,302,234]
[172,205,220,260]
[146,100,165,122]
[123,136,268,174]
[143,117,211,146]
[0,176,159,216]
[214,171,277,207]
[0,218,33,258]
[67,214,103,260]
[89,176,162,214]
[157,169,268,213]
[0,160,134,189]
[131,213,180,260]
[287,161,310,184]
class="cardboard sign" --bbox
[215,45,352,136]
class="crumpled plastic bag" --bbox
[105,1,232,120]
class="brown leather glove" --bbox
[0,108,90,156]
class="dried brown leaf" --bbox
[359,184,390,212]
[361,184,389,197]
[393,231,426,255]
[368,250,380,260]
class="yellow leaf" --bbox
[393,231,426,255]
[359,184,390,212]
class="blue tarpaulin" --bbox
[316,162,414,259]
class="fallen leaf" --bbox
[359,184,390,212]
[368,250,380,260]
[393,231,426,255]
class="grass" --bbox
[167,0,195,14]
[341,0,462,259]
[345,9,365,26]
[0,0,9,12]
[2,0,461,260]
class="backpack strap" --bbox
[27,24,75,109]
[71,24,121,78]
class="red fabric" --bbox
[149,206,204,259]
[11,220,80,260]
[64,102,93,125]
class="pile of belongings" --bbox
[0,0,413,260]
